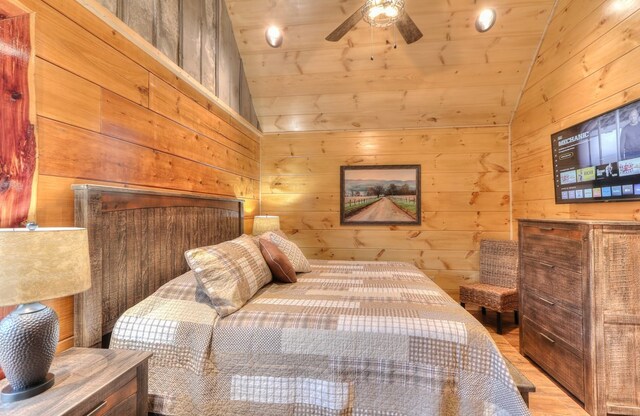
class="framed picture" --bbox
[340,165,421,225]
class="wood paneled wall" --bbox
[262,127,511,298]
[95,0,258,127]
[2,0,261,352]
[511,0,640,227]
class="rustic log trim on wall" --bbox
[0,0,37,382]
[96,0,259,129]
[0,2,36,228]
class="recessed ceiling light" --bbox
[475,8,496,33]
[265,26,283,48]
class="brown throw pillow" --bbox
[259,238,297,283]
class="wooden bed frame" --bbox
[72,185,244,348]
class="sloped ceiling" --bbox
[226,0,555,133]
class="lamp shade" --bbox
[252,216,280,235]
[0,227,91,307]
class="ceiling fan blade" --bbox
[325,5,365,42]
[395,12,423,44]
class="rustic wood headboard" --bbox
[73,185,244,347]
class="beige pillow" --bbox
[262,231,311,273]
[184,234,272,317]
[259,238,297,283]
[251,229,288,247]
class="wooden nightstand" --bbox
[0,348,151,416]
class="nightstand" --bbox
[0,348,151,416]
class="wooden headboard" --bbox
[73,185,244,347]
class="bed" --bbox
[73,185,529,416]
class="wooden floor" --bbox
[468,307,588,415]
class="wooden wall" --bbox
[261,127,511,298]
[1,0,261,353]
[511,0,640,227]
[95,0,258,127]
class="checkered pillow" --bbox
[185,235,272,317]
[262,231,312,273]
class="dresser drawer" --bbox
[522,318,584,402]
[522,291,583,352]
[521,224,585,272]
[521,257,583,311]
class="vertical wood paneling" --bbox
[200,0,217,92]
[180,0,202,81]
[511,0,640,229]
[154,0,179,63]
[95,0,118,15]
[120,0,154,44]
[239,61,252,121]
[262,127,511,299]
[216,0,240,112]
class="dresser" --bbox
[518,219,640,416]
[0,348,151,416]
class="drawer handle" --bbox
[539,261,555,269]
[538,296,555,306]
[539,227,555,231]
[540,332,556,344]
[85,400,107,416]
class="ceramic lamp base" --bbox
[0,302,59,403]
[1,373,54,403]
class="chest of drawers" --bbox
[518,219,640,416]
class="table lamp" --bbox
[0,224,91,403]
[252,215,280,235]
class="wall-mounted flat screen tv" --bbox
[551,99,640,204]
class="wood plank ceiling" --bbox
[225,0,555,133]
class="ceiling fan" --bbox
[325,0,423,45]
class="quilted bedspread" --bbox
[110,260,530,416]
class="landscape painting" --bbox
[340,165,421,225]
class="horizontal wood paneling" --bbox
[36,175,258,232]
[35,58,101,132]
[262,153,509,175]
[227,0,554,132]
[262,171,510,194]
[5,0,262,356]
[511,0,640,229]
[263,127,509,156]
[149,74,259,157]
[25,0,149,105]
[101,90,260,179]
[262,127,511,299]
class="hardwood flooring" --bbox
[468,307,588,415]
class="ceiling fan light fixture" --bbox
[362,0,405,28]
[475,8,496,32]
[265,25,283,48]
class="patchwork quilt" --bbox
[110,260,529,415]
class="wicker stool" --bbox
[460,240,519,334]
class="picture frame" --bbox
[340,165,421,225]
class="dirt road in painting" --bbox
[347,197,414,222]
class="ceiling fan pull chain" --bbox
[370,24,374,61]
[393,24,397,49]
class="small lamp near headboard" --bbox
[252,215,281,235]
[0,224,91,402]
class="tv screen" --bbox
[551,100,640,204]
